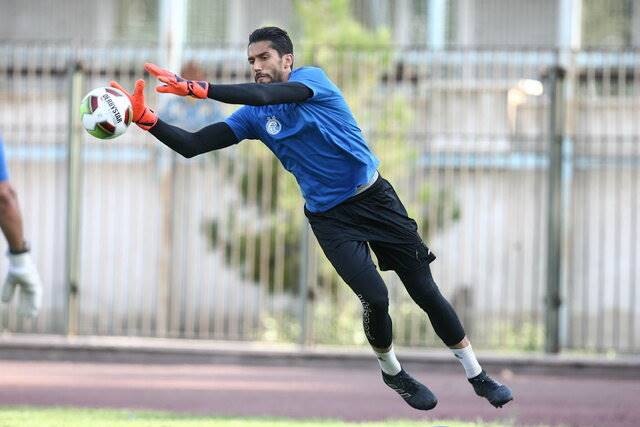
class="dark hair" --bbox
[248,26,294,57]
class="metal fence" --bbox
[0,42,638,354]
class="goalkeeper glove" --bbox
[109,79,158,131]
[1,249,42,318]
[144,63,209,99]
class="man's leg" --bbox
[355,176,512,407]
[314,239,395,352]
[311,237,437,410]
[395,264,466,348]
[396,264,513,408]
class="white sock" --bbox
[374,346,402,376]
[452,344,482,378]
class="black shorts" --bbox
[304,174,435,281]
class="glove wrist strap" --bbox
[136,108,159,131]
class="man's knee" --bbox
[357,291,389,313]
[398,265,442,303]
[350,266,389,312]
[420,272,440,297]
[356,289,391,348]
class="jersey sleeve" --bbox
[289,67,339,102]
[223,105,257,141]
[0,137,9,182]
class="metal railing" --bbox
[0,42,638,354]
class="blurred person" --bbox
[111,26,512,410]
[0,132,42,317]
[158,60,225,131]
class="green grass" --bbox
[0,407,525,427]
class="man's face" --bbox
[247,41,293,83]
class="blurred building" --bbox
[1,0,639,48]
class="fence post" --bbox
[65,60,84,336]
[545,64,566,354]
[298,218,311,346]
[155,0,187,338]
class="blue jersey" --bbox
[224,66,379,213]
[0,134,9,182]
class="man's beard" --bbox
[256,71,283,83]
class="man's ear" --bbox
[284,53,294,70]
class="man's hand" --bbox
[145,63,209,99]
[1,251,42,318]
[109,80,158,131]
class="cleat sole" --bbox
[491,396,514,408]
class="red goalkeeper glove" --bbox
[144,62,209,99]
[109,80,158,131]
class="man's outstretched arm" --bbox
[150,120,238,158]
[110,79,239,157]
[145,63,312,106]
[206,82,312,106]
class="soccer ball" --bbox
[80,87,132,139]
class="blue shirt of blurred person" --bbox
[0,133,9,182]
[224,67,379,213]
[159,97,226,133]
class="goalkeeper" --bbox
[0,133,42,317]
[112,26,513,410]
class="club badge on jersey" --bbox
[265,116,282,135]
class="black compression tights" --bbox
[396,264,466,347]
[346,266,394,349]
[345,263,466,348]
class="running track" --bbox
[0,360,638,426]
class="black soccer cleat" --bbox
[468,370,513,408]
[382,369,438,410]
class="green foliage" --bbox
[491,321,544,352]
[294,0,391,87]
[205,209,301,294]
[418,186,461,238]
[204,0,461,346]
[582,0,633,47]
[204,143,304,294]
[260,313,301,342]
[295,0,390,50]
[311,288,370,346]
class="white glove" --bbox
[1,251,42,317]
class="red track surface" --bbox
[0,360,638,426]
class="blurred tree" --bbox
[115,0,158,42]
[204,0,460,343]
[582,0,633,47]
